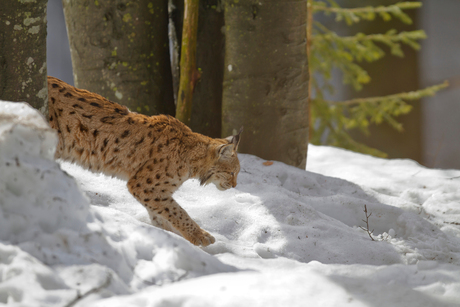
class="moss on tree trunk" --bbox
[62,0,174,116]
[175,0,199,125]
[0,0,48,115]
[170,0,225,137]
[222,0,309,168]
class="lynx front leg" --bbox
[127,171,215,246]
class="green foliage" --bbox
[309,1,448,157]
[314,1,421,25]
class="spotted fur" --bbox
[47,76,242,246]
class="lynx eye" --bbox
[231,172,234,176]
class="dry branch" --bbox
[359,204,375,241]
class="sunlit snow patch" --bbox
[0,101,235,306]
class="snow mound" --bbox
[0,101,235,306]
[173,154,459,266]
[309,144,460,239]
[0,101,89,244]
[63,153,460,267]
[2,101,460,307]
[91,257,460,307]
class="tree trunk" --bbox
[222,0,309,168]
[62,0,175,116]
[190,0,225,138]
[175,0,199,125]
[168,0,182,103]
[169,0,225,137]
[0,0,48,115]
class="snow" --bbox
[1,101,460,306]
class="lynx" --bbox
[47,76,242,246]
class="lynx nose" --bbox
[232,179,237,188]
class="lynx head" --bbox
[201,128,243,191]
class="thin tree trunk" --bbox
[306,0,313,147]
[175,0,199,125]
[0,0,48,115]
[222,0,309,168]
[168,0,181,104]
[190,1,224,138]
[62,0,175,116]
[170,0,224,137]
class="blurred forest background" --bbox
[46,0,460,169]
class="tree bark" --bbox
[62,0,175,116]
[170,0,225,137]
[190,0,225,138]
[175,0,199,125]
[222,0,309,168]
[0,0,48,115]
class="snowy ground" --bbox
[1,101,460,307]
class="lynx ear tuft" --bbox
[224,126,243,151]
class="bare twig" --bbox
[359,205,375,241]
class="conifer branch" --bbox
[314,30,427,54]
[308,1,448,157]
[312,1,422,24]
[323,81,449,106]
[313,2,421,14]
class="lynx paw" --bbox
[186,228,216,247]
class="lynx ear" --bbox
[224,126,243,151]
[218,144,235,160]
